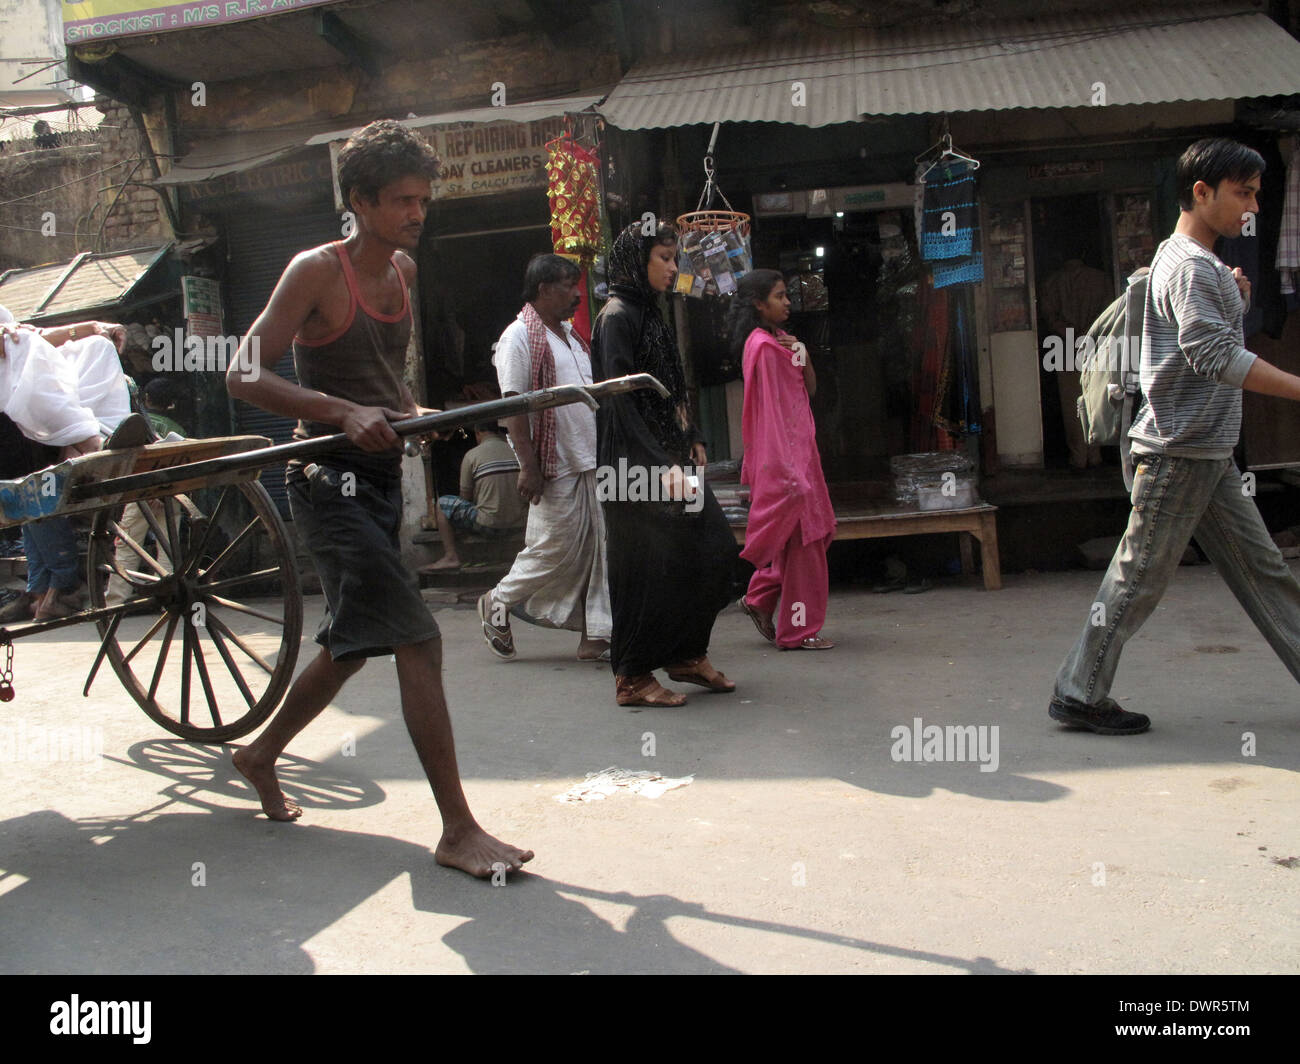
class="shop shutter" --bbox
[223,206,342,514]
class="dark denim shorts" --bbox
[288,462,439,661]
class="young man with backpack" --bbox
[1051,138,1300,735]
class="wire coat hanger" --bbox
[916,133,981,179]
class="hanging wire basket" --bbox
[675,208,751,237]
[676,135,750,236]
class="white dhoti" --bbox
[492,468,611,638]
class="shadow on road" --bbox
[0,805,1028,974]
[106,739,387,815]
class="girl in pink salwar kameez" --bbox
[727,270,836,649]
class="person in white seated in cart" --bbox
[0,304,130,457]
[0,304,130,622]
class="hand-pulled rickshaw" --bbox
[0,374,667,742]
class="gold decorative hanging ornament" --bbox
[546,131,601,267]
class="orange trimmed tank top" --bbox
[291,241,411,475]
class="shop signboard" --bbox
[184,153,334,209]
[326,118,567,209]
[425,118,566,200]
[753,184,911,217]
[1028,161,1104,182]
[62,0,336,43]
[832,183,912,213]
[181,276,222,338]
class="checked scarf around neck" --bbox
[519,300,589,480]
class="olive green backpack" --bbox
[1077,266,1149,490]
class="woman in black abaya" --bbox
[591,222,740,707]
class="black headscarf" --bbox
[605,222,692,460]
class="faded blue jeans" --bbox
[1054,453,1300,707]
[23,518,79,595]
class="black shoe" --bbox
[1049,695,1150,735]
[103,413,155,450]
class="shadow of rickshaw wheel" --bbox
[117,739,386,811]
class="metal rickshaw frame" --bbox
[0,374,667,742]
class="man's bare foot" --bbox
[232,746,302,821]
[428,555,461,570]
[576,638,610,661]
[435,826,534,879]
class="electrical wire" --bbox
[0,159,133,206]
[0,222,77,233]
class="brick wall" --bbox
[93,98,170,251]
[0,133,103,267]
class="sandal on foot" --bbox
[778,636,835,651]
[476,593,515,660]
[616,674,687,707]
[665,656,736,692]
[739,599,776,644]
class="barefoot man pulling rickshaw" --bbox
[224,119,535,879]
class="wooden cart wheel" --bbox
[85,480,302,742]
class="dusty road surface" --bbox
[2,566,1297,974]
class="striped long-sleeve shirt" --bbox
[1129,234,1257,459]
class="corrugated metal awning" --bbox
[154,97,605,187]
[601,8,1300,129]
[152,123,340,187]
[0,245,171,323]
[304,94,606,145]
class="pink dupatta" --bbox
[739,328,835,567]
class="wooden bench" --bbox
[729,498,1002,590]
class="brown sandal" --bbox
[665,656,736,693]
[739,600,776,645]
[616,674,687,707]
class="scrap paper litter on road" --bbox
[555,766,695,803]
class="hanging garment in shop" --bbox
[932,247,984,288]
[932,184,984,289]
[921,160,977,261]
[1276,141,1300,297]
[932,287,980,437]
[910,274,950,452]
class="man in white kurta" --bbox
[477,254,611,660]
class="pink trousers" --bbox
[745,530,832,647]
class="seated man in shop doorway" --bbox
[226,119,532,879]
[429,421,527,570]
